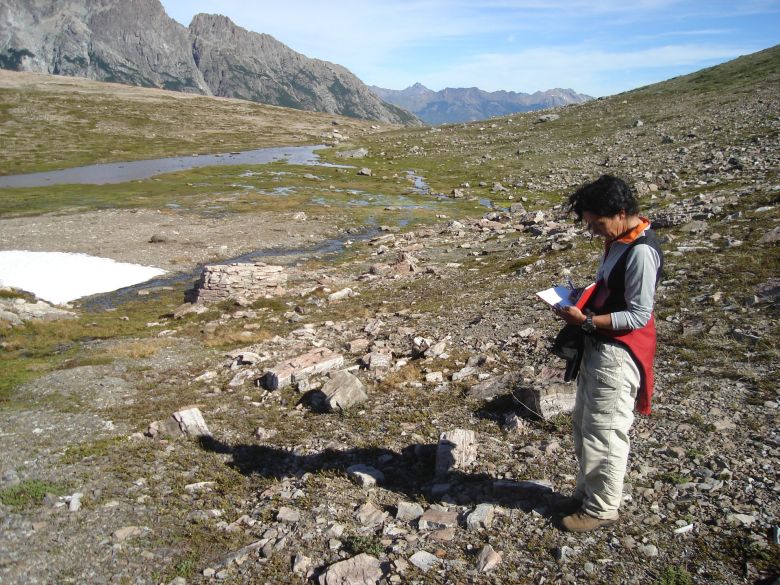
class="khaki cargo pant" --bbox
[572,335,640,519]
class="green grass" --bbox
[0,287,183,407]
[342,534,384,556]
[0,479,67,509]
[0,75,381,175]
[655,566,693,585]
[61,437,125,464]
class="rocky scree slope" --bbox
[0,0,418,124]
[0,45,778,585]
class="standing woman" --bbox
[553,174,663,532]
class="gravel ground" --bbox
[0,208,339,271]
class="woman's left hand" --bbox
[553,304,586,326]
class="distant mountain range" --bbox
[0,0,419,125]
[370,83,592,125]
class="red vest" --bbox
[601,314,656,415]
[587,226,663,415]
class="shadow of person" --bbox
[198,435,562,517]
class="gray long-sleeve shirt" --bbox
[592,229,662,330]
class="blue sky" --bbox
[160,0,780,97]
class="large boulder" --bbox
[322,370,368,411]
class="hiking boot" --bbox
[549,496,583,515]
[561,510,619,532]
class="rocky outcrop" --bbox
[0,0,211,93]
[0,0,419,124]
[370,82,591,125]
[0,294,77,326]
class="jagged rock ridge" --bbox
[0,0,419,124]
[371,82,592,125]
[188,14,417,124]
[0,0,210,93]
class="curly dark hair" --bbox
[567,174,639,220]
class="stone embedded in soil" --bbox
[184,481,216,494]
[418,508,459,530]
[0,297,77,326]
[147,407,211,438]
[172,407,211,436]
[322,370,368,411]
[328,287,354,301]
[112,526,149,543]
[396,501,424,522]
[355,502,387,528]
[409,551,440,572]
[318,552,382,585]
[277,507,301,523]
[451,365,477,381]
[262,347,345,390]
[476,544,502,573]
[436,429,477,477]
[514,382,575,419]
[347,464,385,488]
[466,504,495,530]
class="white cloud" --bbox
[160,0,776,95]
[413,44,754,96]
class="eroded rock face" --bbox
[0,0,210,93]
[189,14,416,124]
[0,0,420,123]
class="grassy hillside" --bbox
[0,71,388,175]
[325,44,780,201]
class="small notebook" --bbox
[536,282,597,309]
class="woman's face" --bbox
[582,210,626,240]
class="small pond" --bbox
[0,145,339,188]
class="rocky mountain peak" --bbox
[0,0,419,124]
[371,83,592,125]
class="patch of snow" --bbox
[0,251,166,305]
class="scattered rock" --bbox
[262,348,345,390]
[476,544,501,573]
[638,544,659,557]
[147,407,211,438]
[466,504,495,530]
[337,147,369,159]
[396,501,424,522]
[322,370,368,411]
[328,288,355,302]
[409,551,440,572]
[355,502,387,528]
[347,464,384,488]
[277,507,301,523]
[468,373,518,402]
[112,526,149,543]
[436,429,477,477]
[319,553,382,585]
[513,382,575,419]
[418,508,458,530]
